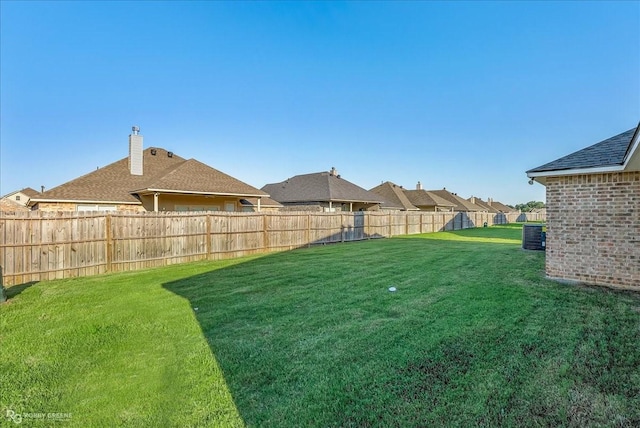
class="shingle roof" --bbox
[429,189,485,212]
[467,197,499,213]
[262,171,385,204]
[240,197,283,208]
[133,158,268,197]
[369,182,419,210]
[403,189,455,208]
[33,147,267,204]
[489,200,514,213]
[1,187,40,199]
[527,127,637,173]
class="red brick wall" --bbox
[545,171,640,288]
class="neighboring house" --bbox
[28,128,269,213]
[240,197,283,212]
[468,197,499,213]
[427,188,486,212]
[402,182,456,212]
[0,198,30,213]
[527,123,640,289]
[369,182,419,211]
[487,198,515,213]
[530,207,547,216]
[1,187,41,213]
[1,187,40,208]
[262,168,385,212]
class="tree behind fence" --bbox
[0,210,545,286]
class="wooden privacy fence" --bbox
[0,210,545,286]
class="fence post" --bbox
[0,265,6,303]
[405,212,409,236]
[365,212,370,239]
[206,214,212,259]
[263,214,269,251]
[307,214,311,247]
[105,214,113,273]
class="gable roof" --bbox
[130,157,268,197]
[489,200,514,213]
[468,197,499,213]
[262,171,385,204]
[31,147,267,205]
[403,189,455,209]
[429,189,485,212]
[369,182,419,210]
[240,197,283,209]
[527,123,640,184]
[1,187,40,199]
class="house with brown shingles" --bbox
[527,123,640,289]
[401,182,456,212]
[1,187,40,213]
[488,199,515,213]
[468,197,499,213]
[368,182,419,211]
[28,128,271,213]
[469,197,514,213]
[262,168,385,212]
[427,187,486,212]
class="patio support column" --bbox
[153,192,159,212]
[329,201,333,211]
[349,202,353,212]
[257,197,261,212]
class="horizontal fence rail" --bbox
[0,210,545,286]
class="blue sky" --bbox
[1,1,638,206]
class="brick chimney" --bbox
[416,181,422,190]
[129,126,143,175]
[470,196,476,204]
[488,198,493,206]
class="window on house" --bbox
[175,205,220,212]
[15,195,21,201]
[224,202,236,212]
[77,204,117,212]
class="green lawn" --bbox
[1,224,639,427]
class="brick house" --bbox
[401,182,456,212]
[262,168,385,212]
[28,128,272,213]
[368,182,419,211]
[1,188,40,213]
[527,123,640,289]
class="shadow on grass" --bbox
[4,281,38,300]
[160,230,561,426]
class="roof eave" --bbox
[527,164,628,186]
[527,164,625,179]
[28,198,142,207]
[132,188,270,198]
[327,199,383,204]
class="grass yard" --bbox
[1,224,639,426]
